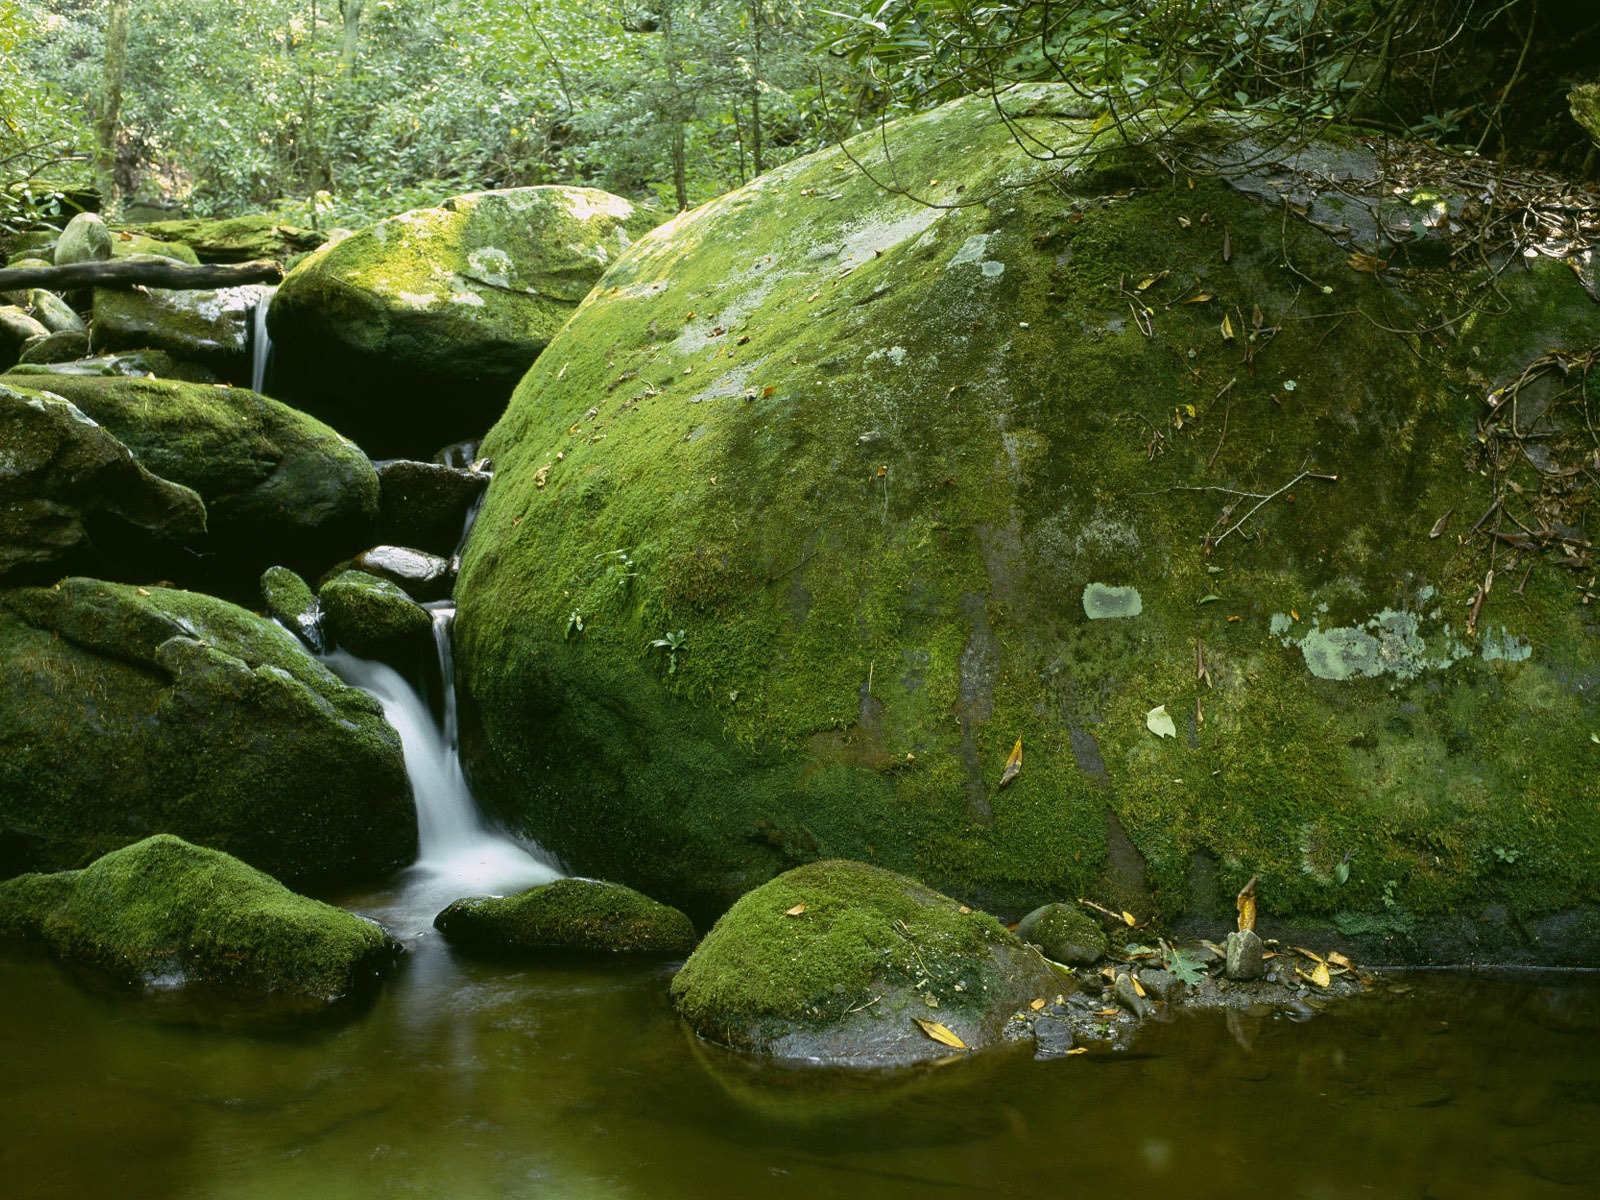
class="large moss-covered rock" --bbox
[90,269,266,371]
[268,186,660,456]
[54,213,111,266]
[455,88,1600,960]
[318,568,431,659]
[0,835,398,1003]
[435,877,697,955]
[0,382,206,584]
[121,214,326,264]
[4,373,378,577]
[670,860,1055,1063]
[0,578,415,884]
[109,232,200,264]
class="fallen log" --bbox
[0,258,283,293]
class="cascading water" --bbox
[323,606,559,938]
[250,289,275,396]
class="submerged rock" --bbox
[268,186,661,456]
[0,382,206,584]
[670,860,1056,1064]
[0,835,398,1004]
[0,578,416,884]
[435,877,696,956]
[3,373,378,579]
[455,85,1600,958]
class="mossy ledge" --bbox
[456,85,1600,961]
[0,835,400,1005]
[669,860,1057,1063]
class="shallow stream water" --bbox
[3,941,1596,1199]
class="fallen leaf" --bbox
[1429,509,1452,538]
[1335,860,1351,884]
[533,464,551,490]
[1237,875,1258,933]
[1182,292,1214,304]
[761,385,776,398]
[784,903,806,917]
[1198,594,1220,605]
[1220,313,1235,341]
[1290,609,1300,621]
[1030,998,1047,1011]
[1222,228,1232,262]
[136,587,151,596]
[1178,215,1192,228]
[806,291,820,303]
[957,905,972,914]
[1096,1008,1122,1018]
[998,738,1023,788]
[1066,1046,1090,1055]
[876,465,888,478]
[1122,910,1137,928]
[1327,951,1356,971]
[1290,946,1326,964]
[1146,705,1177,739]
[1131,974,1147,997]
[1136,271,1168,291]
[567,423,582,435]
[912,1017,966,1048]
[1297,962,1333,988]
[1347,251,1388,274]
[737,335,750,345]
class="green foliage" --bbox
[0,3,86,232]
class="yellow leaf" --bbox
[136,588,151,596]
[1290,945,1325,964]
[1182,292,1214,304]
[1220,313,1236,341]
[1066,1046,1090,1055]
[784,903,806,917]
[876,464,887,478]
[1121,910,1137,927]
[912,1017,966,1048]
[1347,252,1389,274]
[957,905,972,915]
[1236,875,1258,932]
[998,737,1023,788]
[1095,1007,1121,1018]
[761,385,775,398]
[1131,975,1146,997]
[1030,998,1047,1011]
[1297,962,1332,988]
[1327,951,1356,971]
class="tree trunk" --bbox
[0,259,285,293]
[96,0,132,213]
[339,0,364,71]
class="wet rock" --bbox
[435,877,696,956]
[27,289,85,334]
[91,268,268,370]
[5,349,219,383]
[54,213,111,266]
[353,544,454,601]
[1226,930,1266,980]
[1015,903,1108,965]
[0,578,416,884]
[0,834,399,1006]
[268,186,662,456]
[5,373,378,581]
[670,860,1056,1065]
[1031,1013,1076,1059]
[1137,967,1183,1002]
[18,329,90,365]
[319,569,431,660]
[0,306,50,368]
[375,459,490,556]
[0,382,206,583]
[1113,970,1153,1018]
[260,565,322,651]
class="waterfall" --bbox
[250,289,275,396]
[323,605,560,937]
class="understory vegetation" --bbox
[1,2,1594,235]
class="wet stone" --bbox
[1226,929,1266,980]
[1113,971,1153,1018]
[375,459,491,557]
[1031,1014,1076,1059]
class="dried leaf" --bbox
[1066,1046,1090,1055]
[1347,252,1389,274]
[136,587,151,596]
[1146,705,1177,739]
[998,738,1023,788]
[1030,998,1047,1011]
[1297,962,1333,988]
[912,1017,966,1048]
[784,903,806,917]
[1095,1008,1122,1018]
[1220,313,1236,341]
[1121,910,1137,928]
[957,905,972,915]
[1237,875,1258,933]
[1327,951,1356,971]
[1429,509,1452,538]
[1290,946,1326,964]
[1131,975,1147,997]
[1222,228,1233,262]
[1136,270,1168,291]
[761,385,776,399]
[1182,292,1214,304]
[533,464,551,490]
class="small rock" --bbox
[1032,1014,1076,1058]
[0,306,51,364]
[1137,967,1183,1002]
[435,877,696,956]
[27,289,86,334]
[1226,929,1266,980]
[54,213,113,266]
[319,569,432,660]
[18,329,90,365]
[260,565,322,651]
[1015,902,1108,965]
[375,459,491,556]
[354,544,454,600]
[1113,970,1153,1018]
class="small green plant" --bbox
[1492,846,1520,865]
[565,610,585,639]
[598,548,638,603]
[647,629,687,674]
[1162,944,1209,987]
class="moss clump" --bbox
[1014,903,1107,965]
[260,564,321,649]
[0,578,415,885]
[319,569,430,659]
[120,214,327,264]
[435,877,696,955]
[670,860,1056,1062]
[0,834,399,1003]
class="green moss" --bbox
[435,877,696,955]
[455,87,1600,957]
[319,569,430,658]
[0,834,397,1001]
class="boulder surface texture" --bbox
[455,86,1599,960]
[268,186,661,456]
[670,860,1057,1063]
[0,834,398,1002]
[435,877,697,955]
[0,578,416,884]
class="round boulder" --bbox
[319,569,432,660]
[53,212,112,266]
[670,860,1058,1064]
[435,877,696,955]
[1015,903,1108,966]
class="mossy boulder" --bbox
[1571,83,1600,147]
[26,289,85,334]
[2,373,378,579]
[90,269,266,371]
[455,88,1600,961]
[260,565,321,650]
[54,213,111,266]
[6,349,219,382]
[0,578,415,884]
[109,232,200,264]
[267,186,661,457]
[318,569,431,659]
[18,329,90,364]
[0,835,399,1004]
[434,877,697,955]
[123,214,326,264]
[670,860,1056,1063]
[0,382,206,584]
[1014,903,1107,966]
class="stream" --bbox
[3,601,1596,1199]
